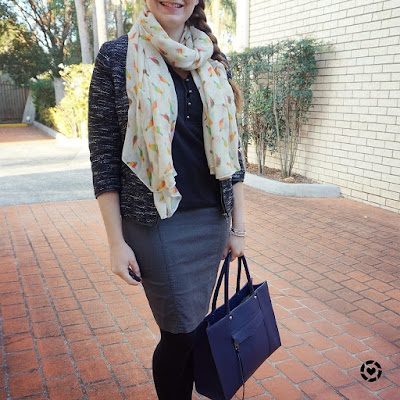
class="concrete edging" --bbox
[244,172,341,198]
[33,121,88,147]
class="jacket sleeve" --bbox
[232,144,245,184]
[88,42,123,198]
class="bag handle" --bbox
[236,256,242,295]
[237,256,252,294]
[211,254,254,315]
[211,252,230,314]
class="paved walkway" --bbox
[0,127,399,399]
[0,127,93,206]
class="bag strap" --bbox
[211,254,255,315]
[236,256,242,295]
[237,256,253,294]
[211,252,230,313]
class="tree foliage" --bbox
[0,18,50,84]
[0,0,79,79]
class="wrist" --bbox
[230,227,246,237]
[108,238,126,249]
[231,221,245,229]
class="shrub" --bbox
[229,46,276,171]
[229,39,326,177]
[30,77,56,127]
[272,39,324,177]
[228,49,253,165]
[50,63,93,138]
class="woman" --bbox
[88,0,246,398]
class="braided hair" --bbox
[187,0,242,111]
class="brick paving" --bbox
[1,130,400,399]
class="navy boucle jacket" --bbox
[88,34,245,226]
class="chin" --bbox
[147,1,197,29]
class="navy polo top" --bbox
[168,65,220,209]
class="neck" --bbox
[163,25,185,42]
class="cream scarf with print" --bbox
[122,7,240,219]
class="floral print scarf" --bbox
[122,7,240,219]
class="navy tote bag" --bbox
[193,254,281,400]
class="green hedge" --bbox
[30,77,56,127]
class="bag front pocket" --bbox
[231,307,271,380]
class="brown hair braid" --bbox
[187,0,242,111]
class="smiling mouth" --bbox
[160,2,183,8]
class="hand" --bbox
[222,234,245,262]
[109,241,142,286]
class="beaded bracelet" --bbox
[230,227,246,237]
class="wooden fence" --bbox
[0,84,30,121]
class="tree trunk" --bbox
[74,0,93,63]
[53,78,65,106]
[212,0,221,38]
[92,1,99,57]
[132,0,139,20]
[95,0,108,50]
[256,136,263,174]
[115,0,124,37]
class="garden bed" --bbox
[246,164,316,184]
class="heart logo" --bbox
[367,367,376,375]
[360,360,382,382]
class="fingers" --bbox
[221,247,243,262]
[127,255,142,284]
[231,252,244,262]
[221,245,230,260]
[126,255,142,286]
[225,236,245,262]
[112,264,141,286]
[110,244,142,286]
[230,250,243,263]
[128,267,142,283]
[128,254,141,275]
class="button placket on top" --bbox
[185,77,192,120]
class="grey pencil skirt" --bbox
[122,207,230,334]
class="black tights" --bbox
[152,328,197,400]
